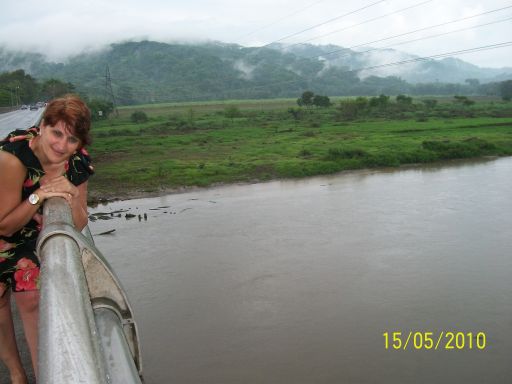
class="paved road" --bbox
[0,108,44,138]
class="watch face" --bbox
[29,193,40,205]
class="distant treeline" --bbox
[1,67,511,108]
[0,69,114,119]
[0,69,75,106]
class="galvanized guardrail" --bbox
[36,197,143,383]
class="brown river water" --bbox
[88,157,512,384]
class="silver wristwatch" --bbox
[28,193,41,205]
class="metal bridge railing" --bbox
[36,197,143,383]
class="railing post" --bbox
[37,198,109,383]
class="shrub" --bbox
[107,128,138,137]
[396,94,413,105]
[337,100,361,120]
[87,99,114,121]
[288,108,303,121]
[421,99,438,109]
[415,112,429,122]
[369,94,390,108]
[326,148,367,160]
[453,95,475,106]
[422,138,495,159]
[140,124,175,135]
[224,105,241,120]
[298,149,313,158]
[363,153,400,167]
[131,111,148,123]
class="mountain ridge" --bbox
[1,40,510,104]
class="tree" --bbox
[396,94,412,105]
[355,96,369,109]
[40,79,75,99]
[500,80,512,101]
[86,98,114,121]
[369,94,390,108]
[337,97,368,120]
[421,99,437,109]
[338,100,360,120]
[312,94,331,107]
[297,91,314,107]
[117,85,136,105]
[0,69,39,106]
[453,95,475,106]
[0,89,10,106]
[131,111,148,123]
[465,78,480,88]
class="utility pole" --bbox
[105,65,119,117]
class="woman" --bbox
[0,95,93,383]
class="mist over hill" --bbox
[1,40,511,104]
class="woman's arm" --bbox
[0,151,34,236]
[0,151,82,236]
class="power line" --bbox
[284,0,435,45]
[266,0,386,45]
[301,4,512,57]
[239,0,329,39]
[330,15,512,60]
[342,41,512,73]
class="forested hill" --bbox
[1,40,511,104]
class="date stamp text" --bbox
[383,331,486,350]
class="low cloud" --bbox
[0,0,511,67]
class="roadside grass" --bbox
[88,98,512,200]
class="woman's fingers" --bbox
[38,189,73,206]
[48,192,73,205]
[40,176,78,197]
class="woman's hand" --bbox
[38,176,78,206]
[36,178,89,230]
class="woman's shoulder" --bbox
[0,149,25,170]
[1,128,38,144]
[0,128,39,165]
[0,150,27,188]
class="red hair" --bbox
[42,94,92,147]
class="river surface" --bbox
[89,157,512,384]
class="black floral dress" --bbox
[0,128,93,296]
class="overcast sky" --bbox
[1,0,511,68]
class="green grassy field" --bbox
[88,97,512,201]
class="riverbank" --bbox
[87,155,505,205]
[87,98,512,204]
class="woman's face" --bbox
[40,120,81,163]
